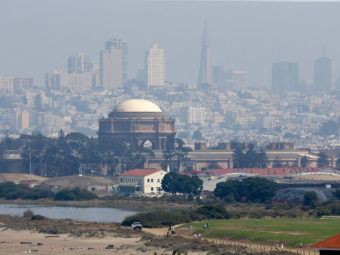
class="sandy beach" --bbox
[0,228,154,255]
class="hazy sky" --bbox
[1,0,340,87]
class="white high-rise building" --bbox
[145,44,165,87]
[68,53,93,74]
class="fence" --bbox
[186,235,318,255]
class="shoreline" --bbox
[0,198,193,211]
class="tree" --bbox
[300,156,309,168]
[232,142,268,169]
[317,152,330,167]
[214,177,278,203]
[333,189,340,200]
[272,156,283,168]
[161,172,202,197]
[162,138,191,172]
[303,191,318,208]
[336,155,340,170]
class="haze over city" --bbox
[0,1,340,255]
[2,0,340,86]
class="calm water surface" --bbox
[0,204,137,223]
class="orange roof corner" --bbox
[312,234,340,249]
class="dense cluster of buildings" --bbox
[0,23,339,153]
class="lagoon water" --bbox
[0,204,136,223]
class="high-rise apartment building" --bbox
[213,67,247,90]
[198,21,213,85]
[314,52,332,92]
[100,38,128,90]
[145,44,165,87]
[272,62,299,96]
[67,53,93,74]
[232,70,247,90]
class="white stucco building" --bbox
[118,168,167,195]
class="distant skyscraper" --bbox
[145,43,165,87]
[314,49,332,92]
[68,53,92,74]
[272,62,299,95]
[231,70,247,90]
[100,38,128,90]
[198,21,213,85]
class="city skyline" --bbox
[2,1,340,87]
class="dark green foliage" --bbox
[161,172,203,197]
[0,132,155,176]
[0,182,54,200]
[0,182,96,201]
[214,177,278,203]
[232,143,268,169]
[300,156,309,168]
[334,189,340,200]
[317,152,330,167]
[336,156,340,170]
[162,138,191,172]
[121,204,230,227]
[303,191,318,208]
[54,188,97,201]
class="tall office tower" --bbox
[45,70,61,89]
[198,21,213,85]
[314,50,332,92]
[229,70,247,90]
[67,53,92,73]
[145,44,165,87]
[272,62,299,96]
[100,38,128,90]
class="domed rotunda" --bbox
[98,99,175,150]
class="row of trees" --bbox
[0,182,96,201]
[0,131,154,177]
[232,143,268,169]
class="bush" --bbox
[122,204,230,227]
[23,209,34,218]
[303,191,318,208]
[54,188,97,201]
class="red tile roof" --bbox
[120,169,162,177]
[206,167,318,176]
[312,234,340,249]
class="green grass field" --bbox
[187,218,340,247]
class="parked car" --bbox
[131,221,143,231]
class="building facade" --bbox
[100,38,127,90]
[198,21,213,85]
[145,44,165,87]
[272,61,299,95]
[118,168,167,194]
[314,56,332,92]
[67,53,93,74]
[98,99,176,150]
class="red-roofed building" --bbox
[312,234,340,255]
[118,168,167,195]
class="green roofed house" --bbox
[312,234,340,255]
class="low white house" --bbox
[118,169,167,195]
